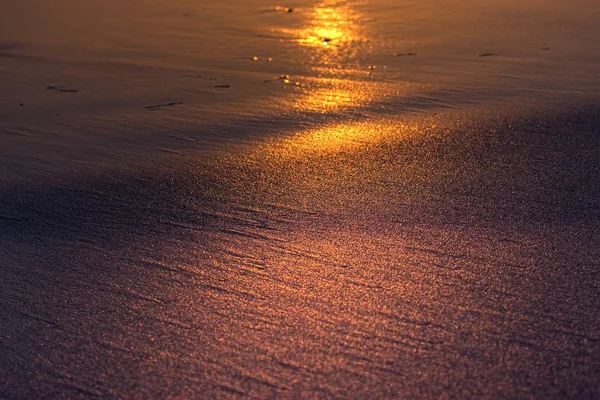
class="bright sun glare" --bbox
[280,0,375,112]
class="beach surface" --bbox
[1,0,599,398]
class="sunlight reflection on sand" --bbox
[274,120,434,155]
[281,0,379,113]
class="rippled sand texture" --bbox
[1,0,600,398]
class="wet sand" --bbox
[1,0,599,398]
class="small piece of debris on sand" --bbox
[251,56,273,62]
[264,75,290,83]
[263,75,300,86]
[214,84,231,88]
[394,52,418,56]
[478,52,496,57]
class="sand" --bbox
[1,0,599,398]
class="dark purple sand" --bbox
[1,104,599,398]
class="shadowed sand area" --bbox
[1,0,600,398]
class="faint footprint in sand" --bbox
[0,41,27,53]
[46,85,78,93]
[193,74,217,80]
[144,101,183,111]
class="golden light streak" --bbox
[270,120,435,156]
[281,0,374,112]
